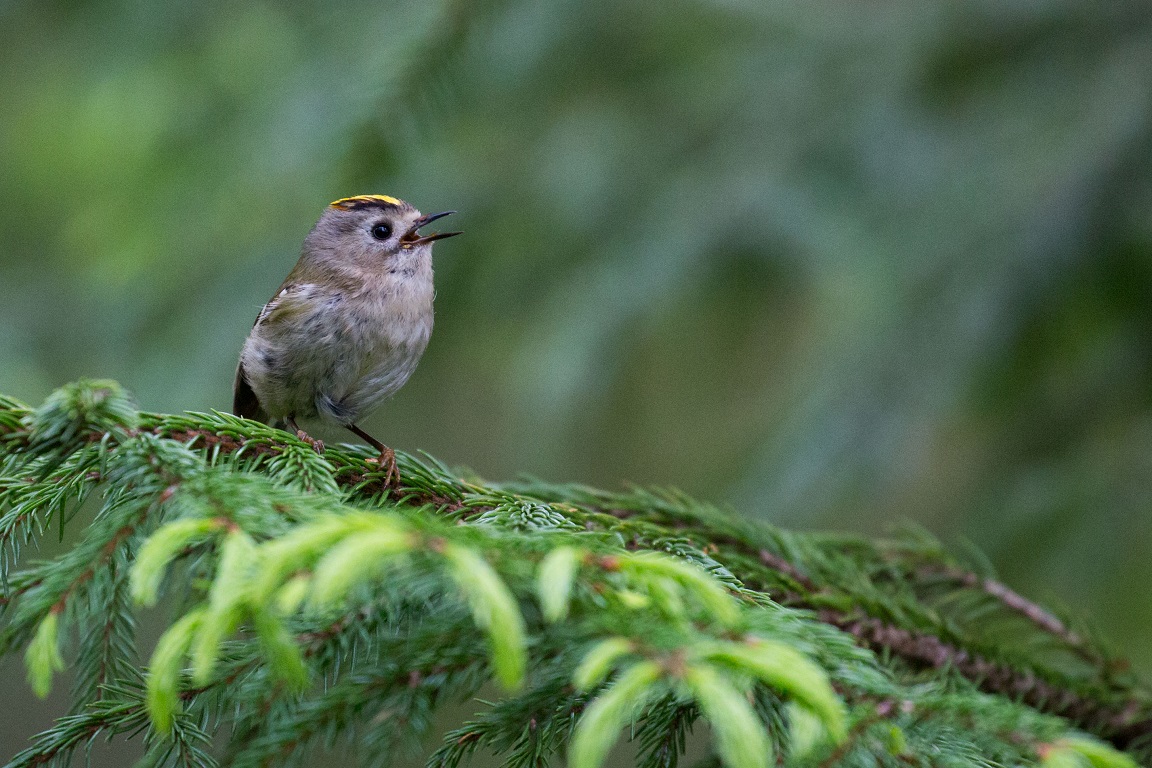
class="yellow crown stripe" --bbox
[329,194,403,209]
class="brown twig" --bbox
[757,549,819,591]
[919,566,1084,648]
[815,609,1150,749]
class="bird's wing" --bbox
[232,361,266,422]
[253,282,317,328]
[232,283,313,422]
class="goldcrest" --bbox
[233,195,460,485]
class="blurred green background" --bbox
[2,0,1151,758]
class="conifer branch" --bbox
[2,381,1150,767]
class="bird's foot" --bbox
[285,416,325,455]
[344,422,399,487]
[295,430,325,455]
[365,446,399,487]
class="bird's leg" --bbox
[285,415,325,454]
[345,422,399,487]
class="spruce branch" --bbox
[1,381,1150,768]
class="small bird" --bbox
[233,195,460,485]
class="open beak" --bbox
[401,210,462,247]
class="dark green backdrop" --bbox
[2,0,1151,757]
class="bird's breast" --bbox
[325,277,434,416]
[347,276,434,348]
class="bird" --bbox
[233,194,460,486]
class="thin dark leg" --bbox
[285,415,325,454]
[345,422,399,486]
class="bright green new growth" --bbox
[24,612,64,699]
[1041,737,1139,768]
[441,542,528,690]
[131,517,223,606]
[681,663,773,768]
[146,609,205,734]
[692,639,846,741]
[1,381,1149,768]
[305,515,415,605]
[536,545,579,623]
[574,637,637,691]
[568,661,664,768]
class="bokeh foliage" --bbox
[1,0,1150,735]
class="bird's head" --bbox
[301,195,460,277]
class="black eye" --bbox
[370,223,392,241]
